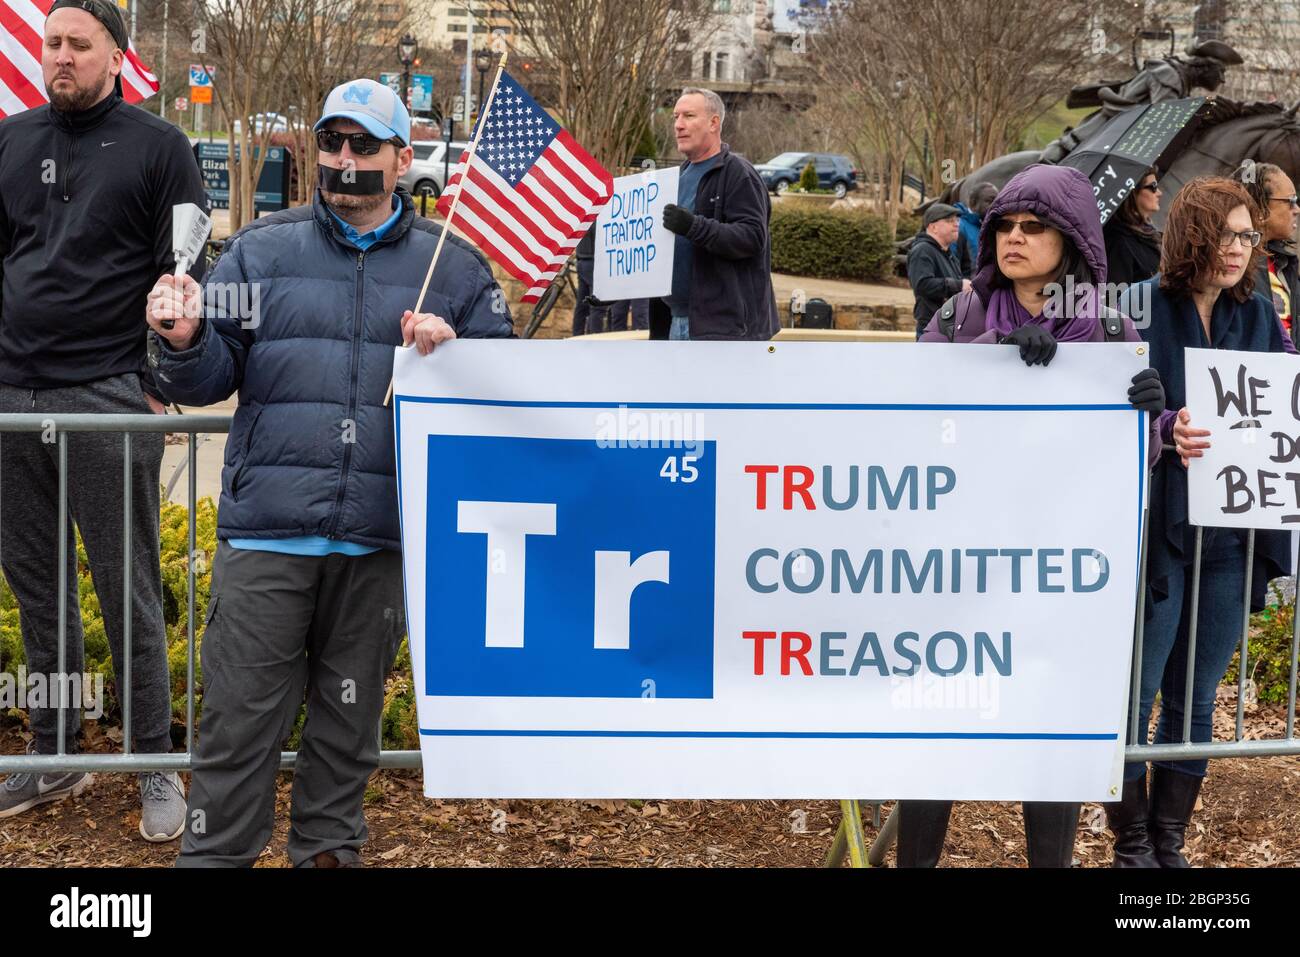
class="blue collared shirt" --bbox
[327,194,403,251]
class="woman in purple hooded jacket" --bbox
[902,164,1165,867]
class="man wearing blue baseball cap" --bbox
[144,78,513,868]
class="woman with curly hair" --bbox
[1115,176,1294,868]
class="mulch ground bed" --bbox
[1,687,1296,868]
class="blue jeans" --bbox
[669,315,690,340]
[1126,528,1248,780]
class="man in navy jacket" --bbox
[651,88,779,341]
[147,79,512,867]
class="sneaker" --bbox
[139,770,186,842]
[0,742,94,819]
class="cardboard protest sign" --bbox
[592,167,678,302]
[1187,347,1300,529]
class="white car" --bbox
[231,112,290,135]
[399,140,472,199]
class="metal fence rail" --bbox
[0,415,1298,781]
[0,413,418,775]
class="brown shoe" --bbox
[300,850,362,868]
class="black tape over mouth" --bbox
[318,163,386,195]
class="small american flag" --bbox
[436,70,613,302]
[0,0,159,118]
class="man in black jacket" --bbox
[651,88,779,340]
[0,0,207,841]
[908,203,970,338]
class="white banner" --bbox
[393,341,1148,800]
[592,168,678,302]
[1187,347,1300,529]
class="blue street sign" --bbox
[410,74,433,112]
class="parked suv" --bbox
[756,152,860,198]
[399,140,473,199]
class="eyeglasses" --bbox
[1217,229,1263,248]
[315,129,403,155]
[1267,194,1300,208]
[993,218,1049,236]
[1139,182,1161,193]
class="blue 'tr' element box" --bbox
[424,435,716,699]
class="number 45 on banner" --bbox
[660,455,700,483]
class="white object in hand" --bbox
[167,203,212,328]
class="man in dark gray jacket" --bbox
[146,79,512,867]
[908,203,971,338]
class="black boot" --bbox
[1148,766,1203,868]
[895,800,953,867]
[1023,801,1080,868]
[1104,776,1159,867]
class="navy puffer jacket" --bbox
[149,186,513,550]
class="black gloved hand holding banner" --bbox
[1127,368,1166,414]
[999,324,1058,367]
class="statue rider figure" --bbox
[1040,40,1243,163]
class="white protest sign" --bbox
[592,167,678,301]
[1187,346,1300,528]
[393,341,1147,800]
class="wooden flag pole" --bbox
[384,49,510,407]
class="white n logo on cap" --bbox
[342,84,372,106]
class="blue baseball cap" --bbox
[314,79,411,146]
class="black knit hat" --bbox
[47,0,129,95]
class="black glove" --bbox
[998,324,1057,366]
[1128,367,1166,414]
[663,203,694,236]
[583,295,609,309]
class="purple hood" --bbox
[972,163,1108,305]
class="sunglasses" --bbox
[1139,182,1161,193]
[1217,229,1262,249]
[993,218,1050,236]
[1268,194,1300,208]
[315,129,403,155]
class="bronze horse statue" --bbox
[930,98,1300,230]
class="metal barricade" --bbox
[0,413,421,775]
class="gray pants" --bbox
[178,542,405,867]
[0,373,170,754]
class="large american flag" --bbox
[0,0,159,118]
[435,70,613,302]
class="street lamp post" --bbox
[399,33,418,111]
[474,48,492,124]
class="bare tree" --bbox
[500,0,719,169]
[1222,0,1300,102]
[808,0,1143,203]
[197,0,305,229]
[281,0,411,204]
[803,6,928,228]
[724,97,818,163]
